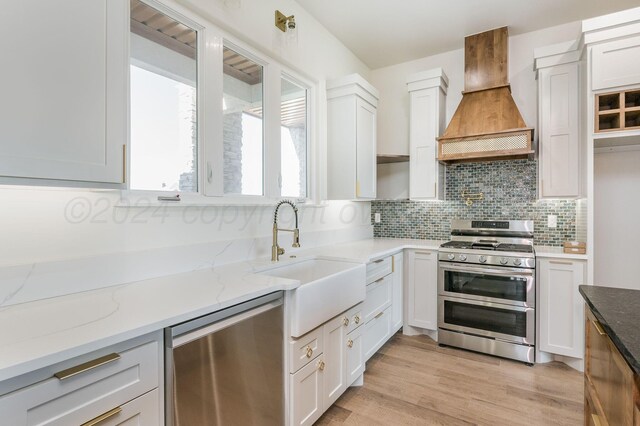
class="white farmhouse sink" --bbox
[259,258,366,337]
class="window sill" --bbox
[115,191,326,208]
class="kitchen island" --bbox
[579,285,640,425]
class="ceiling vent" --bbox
[437,27,534,163]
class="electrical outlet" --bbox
[374,213,381,223]
[547,215,557,228]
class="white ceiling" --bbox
[295,0,640,69]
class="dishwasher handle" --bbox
[169,293,283,348]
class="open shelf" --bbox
[595,89,640,133]
[377,154,410,164]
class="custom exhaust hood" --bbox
[437,27,534,163]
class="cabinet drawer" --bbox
[366,257,392,284]
[0,339,160,426]
[88,388,160,426]
[345,303,364,334]
[290,326,324,374]
[363,306,392,362]
[585,309,635,426]
[363,274,392,323]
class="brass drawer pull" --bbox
[54,353,120,380]
[372,259,385,264]
[343,316,350,326]
[81,406,122,426]
[373,277,385,284]
[354,314,360,324]
[549,260,572,265]
[317,360,325,371]
[347,339,354,348]
[305,346,313,358]
[375,311,384,319]
[592,320,607,336]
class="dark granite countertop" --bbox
[579,285,640,376]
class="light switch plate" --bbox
[374,213,381,223]
[547,215,557,228]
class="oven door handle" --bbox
[439,263,533,277]
[439,295,534,312]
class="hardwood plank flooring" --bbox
[316,333,583,426]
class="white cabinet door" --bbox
[539,63,581,198]
[538,258,587,358]
[0,0,127,184]
[356,98,377,199]
[346,326,364,386]
[408,72,446,201]
[290,355,324,426]
[407,250,438,330]
[591,35,640,91]
[391,253,404,332]
[322,315,348,408]
[327,74,378,200]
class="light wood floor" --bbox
[316,333,584,426]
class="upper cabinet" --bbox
[407,69,448,200]
[0,0,128,185]
[327,74,378,200]
[534,42,585,199]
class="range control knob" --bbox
[500,257,508,265]
[459,254,467,261]
[479,255,487,263]
[447,254,455,260]
[513,259,522,266]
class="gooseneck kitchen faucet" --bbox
[272,200,300,262]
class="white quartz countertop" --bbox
[534,245,588,260]
[0,238,442,383]
[0,237,579,383]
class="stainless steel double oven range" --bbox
[438,220,536,364]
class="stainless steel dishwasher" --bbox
[165,292,284,425]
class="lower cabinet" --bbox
[407,250,438,330]
[538,258,586,358]
[584,306,638,426]
[290,354,325,426]
[289,305,364,426]
[0,332,162,426]
[346,325,364,385]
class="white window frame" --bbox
[121,0,317,207]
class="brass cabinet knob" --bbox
[354,315,360,324]
[306,346,313,358]
[343,316,349,326]
[317,360,325,371]
[347,339,353,348]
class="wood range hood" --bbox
[438,27,534,163]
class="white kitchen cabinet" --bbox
[0,333,162,425]
[391,253,404,332]
[327,74,379,200]
[0,0,127,185]
[407,69,448,200]
[99,388,160,426]
[362,274,392,323]
[345,326,364,386]
[290,354,325,426]
[322,315,348,407]
[535,44,583,199]
[407,250,438,330]
[538,258,587,358]
[591,35,640,91]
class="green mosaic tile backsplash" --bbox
[371,159,576,246]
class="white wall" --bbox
[0,0,371,271]
[594,149,640,290]
[370,21,582,156]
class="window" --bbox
[222,46,264,196]
[280,77,308,198]
[129,0,198,192]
